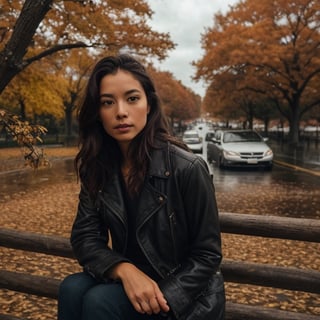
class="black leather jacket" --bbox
[71,142,225,319]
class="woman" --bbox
[58,54,225,320]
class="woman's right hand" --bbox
[110,262,170,315]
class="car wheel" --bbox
[265,163,273,171]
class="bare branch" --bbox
[23,42,108,67]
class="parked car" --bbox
[206,129,273,169]
[182,129,203,153]
[204,131,215,142]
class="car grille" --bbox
[240,152,264,159]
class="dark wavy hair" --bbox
[75,54,186,197]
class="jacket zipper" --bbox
[136,199,167,279]
[169,211,178,265]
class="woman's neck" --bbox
[121,156,131,183]
[121,165,130,177]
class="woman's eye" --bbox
[100,100,113,107]
[128,96,139,103]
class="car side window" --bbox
[223,132,233,142]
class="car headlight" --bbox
[264,149,273,157]
[224,150,239,157]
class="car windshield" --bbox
[184,133,199,139]
[223,131,262,143]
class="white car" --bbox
[207,129,273,169]
[182,130,203,153]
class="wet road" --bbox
[0,154,319,219]
[202,137,320,220]
[211,163,320,219]
[212,162,320,192]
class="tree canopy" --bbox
[194,0,320,144]
[148,67,201,123]
[0,0,175,93]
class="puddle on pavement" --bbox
[0,159,76,202]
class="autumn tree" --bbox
[194,0,320,145]
[202,70,255,128]
[0,59,64,120]
[0,0,175,94]
[202,70,278,131]
[148,67,201,130]
[48,50,95,139]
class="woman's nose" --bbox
[116,102,128,119]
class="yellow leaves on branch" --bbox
[0,109,49,169]
[7,119,47,145]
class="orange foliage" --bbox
[148,67,201,121]
[194,0,320,143]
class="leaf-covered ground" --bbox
[0,147,319,319]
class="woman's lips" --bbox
[114,124,132,132]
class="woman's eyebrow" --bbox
[100,89,141,98]
[125,89,141,95]
[100,93,113,98]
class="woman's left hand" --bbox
[110,262,170,315]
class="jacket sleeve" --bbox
[70,185,129,280]
[158,155,223,318]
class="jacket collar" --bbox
[148,141,171,179]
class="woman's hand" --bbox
[110,262,170,315]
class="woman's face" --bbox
[99,69,149,152]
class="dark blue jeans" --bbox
[58,272,166,320]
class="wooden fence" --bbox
[1,212,320,320]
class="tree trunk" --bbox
[0,0,53,93]
[288,101,301,146]
[18,99,26,120]
[263,117,269,136]
[65,105,72,137]
[64,91,79,140]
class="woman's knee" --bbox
[83,284,117,309]
[59,272,97,300]
[59,273,78,297]
[82,283,132,319]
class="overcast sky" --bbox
[147,0,239,97]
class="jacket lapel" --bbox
[100,172,127,225]
[135,145,170,228]
[100,143,171,229]
[135,182,167,228]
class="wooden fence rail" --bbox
[1,212,320,320]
